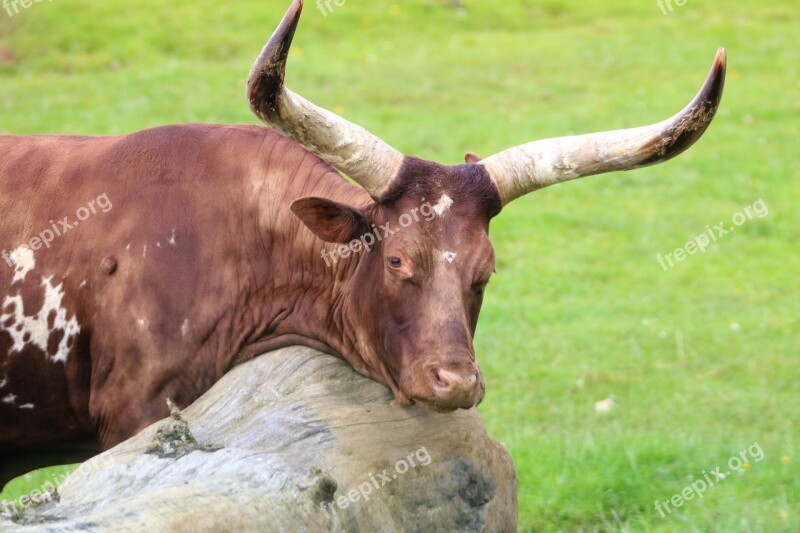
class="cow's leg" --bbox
[0,443,101,492]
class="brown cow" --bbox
[0,0,725,488]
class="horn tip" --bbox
[706,47,726,103]
[714,47,727,71]
[291,0,304,16]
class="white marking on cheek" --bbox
[9,246,36,284]
[432,194,454,216]
[0,276,81,364]
[2,393,17,404]
[443,251,457,263]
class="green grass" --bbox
[1,0,797,530]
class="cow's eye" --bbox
[387,257,403,269]
[472,281,488,296]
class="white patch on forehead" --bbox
[181,319,191,339]
[432,194,454,216]
[443,251,457,264]
[9,246,36,284]
[1,276,81,364]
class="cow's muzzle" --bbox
[410,359,485,412]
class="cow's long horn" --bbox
[247,0,405,199]
[480,48,727,206]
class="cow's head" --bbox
[246,0,726,411]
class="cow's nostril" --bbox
[432,368,449,388]
[430,368,479,392]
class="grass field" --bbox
[1,0,797,530]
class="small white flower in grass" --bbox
[594,395,617,414]
[730,322,741,332]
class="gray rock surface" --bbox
[0,346,517,532]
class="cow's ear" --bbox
[290,197,370,244]
[464,152,482,163]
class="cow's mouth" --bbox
[386,354,485,412]
[411,385,485,412]
[413,397,467,413]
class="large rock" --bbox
[0,347,517,532]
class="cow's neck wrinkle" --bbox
[226,149,377,382]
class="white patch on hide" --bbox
[9,246,36,285]
[137,318,149,330]
[181,319,191,339]
[0,375,6,389]
[432,194,454,216]
[0,391,34,409]
[143,245,148,258]
[443,251,457,264]
[125,243,131,252]
[79,280,87,288]
[0,276,81,364]
[168,229,177,246]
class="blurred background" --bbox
[1,0,797,530]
